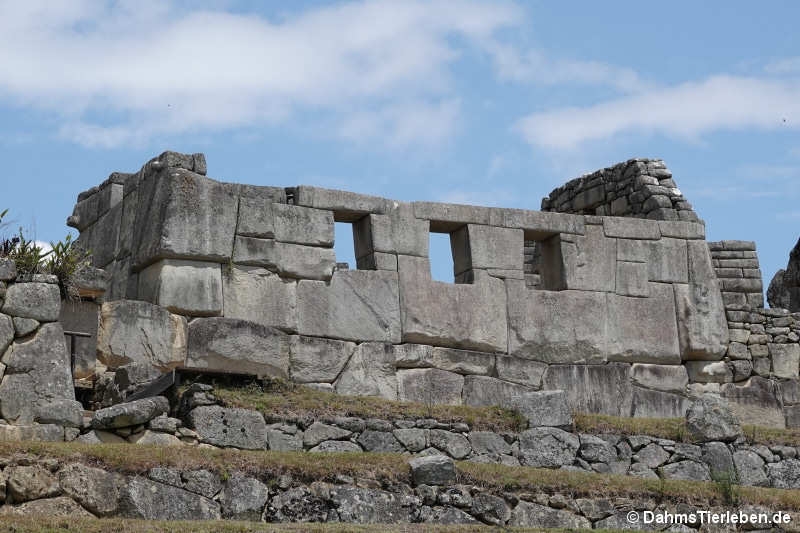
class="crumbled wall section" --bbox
[541,158,699,222]
[707,240,764,309]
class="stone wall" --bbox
[541,158,699,222]
[708,240,764,310]
[768,237,800,312]
[0,259,82,434]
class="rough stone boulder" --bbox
[685,394,742,442]
[91,396,170,429]
[517,427,579,468]
[118,477,221,520]
[767,237,800,311]
[510,390,572,429]
[6,465,60,503]
[409,455,456,486]
[58,463,125,516]
[187,405,267,450]
[0,282,61,322]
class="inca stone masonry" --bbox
[2,151,799,435]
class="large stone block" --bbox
[1,282,60,322]
[272,203,334,247]
[119,477,220,520]
[96,300,187,371]
[222,266,297,332]
[674,241,730,360]
[615,261,649,297]
[297,270,400,343]
[132,168,238,268]
[770,344,800,379]
[0,323,75,424]
[187,405,267,450]
[354,202,428,258]
[602,217,661,240]
[187,318,290,378]
[462,375,534,407]
[89,203,123,267]
[335,342,397,400]
[559,225,616,291]
[495,355,547,388]
[399,256,507,353]
[631,387,688,418]
[289,335,354,383]
[294,186,389,221]
[541,363,632,417]
[630,363,688,393]
[137,259,223,317]
[397,368,464,405]
[721,377,785,428]
[236,196,275,238]
[648,237,688,283]
[500,209,585,239]
[412,201,502,232]
[233,236,335,280]
[394,344,494,375]
[511,390,572,428]
[450,224,523,274]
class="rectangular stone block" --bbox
[398,255,507,353]
[356,252,397,271]
[721,240,756,251]
[222,266,297,332]
[394,344,494,375]
[397,368,464,405]
[648,237,688,283]
[722,377,784,428]
[133,169,238,268]
[541,363,632,417]
[297,270,401,343]
[560,225,616,291]
[495,356,547,388]
[294,186,389,221]
[716,259,760,269]
[720,278,762,293]
[602,217,661,240]
[721,291,747,307]
[289,335,355,383]
[335,342,397,400]
[770,344,800,379]
[631,387,688,418]
[451,224,523,274]
[137,259,223,317]
[500,209,585,239]
[96,182,124,216]
[412,202,502,232]
[630,363,688,393]
[617,239,648,262]
[746,293,764,308]
[272,203,334,247]
[657,220,705,240]
[615,261,649,297]
[236,196,275,238]
[462,375,533,408]
[354,203,429,258]
[90,203,123,268]
[233,236,335,280]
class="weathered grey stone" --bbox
[429,430,471,459]
[579,434,617,463]
[222,266,297,331]
[354,203,428,258]
[358,430,404,453]
[330,486,413,523]
[770,343,800,378]
[674,241,730,360]
[96,300,187,370]
[451,224,523,274]
[1,282,60,322]
[495,356,546,388]
[767,459,800,489]
[266,429,303,451]
[462,375,533,408]
[685,360,733,383]
[289,336,354,384]
[0,323,75,424]
[295,186,390,220]
[58,463,124,516]
[686,394,742,442]
[218,473,270,520]
[511,390,572,429]
[335,342,397,400]
[419,505,480,524]
[631,387,688,418]
[187,406,267,450]
[630,364,688,393]
[233,236,335,280]
[470,493,511,525]
[701,442,735,477]
[119,477,220,520]
[6,465,60,502]
[137,259,222,316]
[398,256,507,352]
[410,455,456,486]
[148,415,181,433]
[633,443,670,468]
[0,495,94,517]
[509,501,591,529]
[394,344,494,376]
[187,318,290,378]
[309,440,362,453]
[181,470,222,499]
[730,359,753,381]
[393,428,428,452]
[236,196,275,238]
[303,422,351,448]
[397,368,464,405]
[467,432,511,456]
[265,486,329,522]
[272,203,334,246]
[517,427,579,468]
[92,397,169,429]
[628,462,660,480]
[76,429,126,444]
[129,430,183,446]
[11,317,38,337]
[721,377,785,428]
[541,363,632,417]
[559,225,616,291]
[660,460,711,481]
[35,399,83,428]
[648,237,688,283]
[733,450,768,486]
[0,258,17,281]
[298,270,400,343]
[615,260,649,297]
[132,168,237,268]
[0,313,12,355]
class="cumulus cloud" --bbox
[0,0,520,148]
[517,75,800,150]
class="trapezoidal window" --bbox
[428,231,456,283]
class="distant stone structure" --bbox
[768,237,800,312]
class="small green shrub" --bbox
[712,469,740,506]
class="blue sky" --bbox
[0,0,798,287]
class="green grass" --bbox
[212,381,526,432]
[4,441,800,512]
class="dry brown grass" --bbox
[4,441,800,512]
[213,382,526,432]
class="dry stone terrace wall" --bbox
[67,150,800,428]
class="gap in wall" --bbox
[333,222,356,270]
[429,231,455,283]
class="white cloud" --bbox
[0,0,520,148]
[517,75,800,150]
